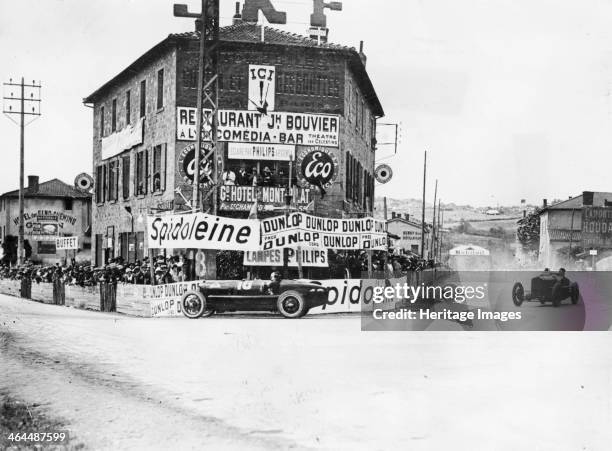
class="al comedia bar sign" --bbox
[147,212,260,251]
[176,107,340,147]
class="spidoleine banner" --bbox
[146,212,388,251]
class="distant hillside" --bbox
[374,197,532,225]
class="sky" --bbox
[2,0,612,207]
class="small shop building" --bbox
[0,176,92,264]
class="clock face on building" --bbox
[248,65,275,114]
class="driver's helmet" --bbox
[270,270,282,282]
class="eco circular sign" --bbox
[297,146,338,190]
[178,144,212,184]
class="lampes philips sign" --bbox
[177,108,340,148]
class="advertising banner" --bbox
[243,248,328,267]
[582,207,612,248]
[55,236,79,250]
[13,210,77,241]
[248,65,276,112]
[101,117,144,160]
[219,186,312,212]
[227,143,294,161]
[147,212,260,251]
[296,146,339,190]
[260,213,387,251]
[176,107,340,147]
[145,282,202,318]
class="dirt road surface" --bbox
[1,294,611,450]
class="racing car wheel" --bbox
[181,290,207,319]
[570,283,580,305]
[512,282,524,307]
[277,291,308,319]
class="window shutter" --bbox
[104,163,109,202]
[134,152,139,196]
[144,148,149,195]
[161,144,167,192]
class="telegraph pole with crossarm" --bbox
[2,77,41,265]
[173,1,220,214]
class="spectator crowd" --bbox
[0,254,192,287]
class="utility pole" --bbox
[174,1,220,213]
[3,77,41,265]
[430,179,438,260]
[420,151,427,259]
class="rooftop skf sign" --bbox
[241,0,342,28]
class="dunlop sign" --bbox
[177,107,340,147]
[582,207,612,248]
[261,213,387,251]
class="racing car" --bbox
[180,277,330,319]
[512,270,580,307]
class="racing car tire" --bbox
[181,290,207,319]
[570,283,580,305]
[551,283,562,307]
[512,282,524,307]
[277,291,308,319]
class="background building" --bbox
[0,176,92,264]
[84,19,384,266]
[538,191,612,269]
[386,212,430,256]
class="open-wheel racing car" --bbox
[512,271,580,307]
[180,278,330,319]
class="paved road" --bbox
[1,294,611,450]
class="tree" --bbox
[516,208,541,252]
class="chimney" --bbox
[543,199,548,207]
[359,40,367,67]
[583,191,594,206]
[28,175,39,193]
[404,213,410,221]
[232,2,242,25]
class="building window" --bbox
[111,98,117,132]
[96,165,103,203]
[108,160,118,201]
[126,90,131,125]
[157,68,164,110]
[140,79,146,118]
[64,198,73,211]
[100,106,105,137]
[152,144,166,193]
[122,155,130,199]
[135,150,148,196]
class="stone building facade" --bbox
[386,213,430,256]
[538,192,612,269]
[84,22,384,266]
[0,176,92,264]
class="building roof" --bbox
[83,22,384,117]
[1,178,92,199]
[387,217,430,230]
[541,192,612,213]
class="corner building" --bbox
[84,21,384,266]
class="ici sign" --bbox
[242,0,342,28]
